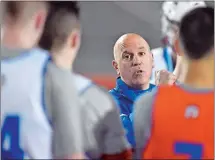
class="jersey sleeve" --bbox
[80,85,130,158]
[133,89,157,159]
[101,97,131,154]
[45,62,84,158]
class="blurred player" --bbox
[1,2,85,159]
[154,1,206,85]
[1,1,7,40]
[39,2,132,159]
[134,6,214,159]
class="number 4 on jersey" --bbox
[1,115,24,159]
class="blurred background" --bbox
[74,1,214,89]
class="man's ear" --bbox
[112,60,120,75]
[173,35,183,56]
[69,29,81,50]
[35,10,47,30]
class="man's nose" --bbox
[132,56,142,66]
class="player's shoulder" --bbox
[73,73,93,94]
[46,63,79,95]
[74,74,116,112]
[134,88,158,116]
[151,47,163,56]
[1,47,48,62]
[151,46,173,57]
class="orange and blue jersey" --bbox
[134,84,214,159]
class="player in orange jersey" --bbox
[133,6,214,159]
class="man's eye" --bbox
[139,52,145,56]
[123,54,131,60]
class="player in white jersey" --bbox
[1,2,85,159]
[39,2,132,159]
[154,1,206,85]
[150,1,176,84]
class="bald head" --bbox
[113,33,150,61]
[112,33,153,89]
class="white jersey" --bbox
[150,47,174,84]
[1,48,52,159]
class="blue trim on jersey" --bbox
[79,82,94,96]
[163,47,173,72]
[1,50,32,63]
[41,56,52,126]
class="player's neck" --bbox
[184,59,214,89]
[177,57,189,83]
[2,27,32,49]
[173,56,183,79]
[51,50,73,70]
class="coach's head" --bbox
[112,33,154,90]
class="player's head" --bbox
[178,7,214,61]
[1,1,7,40]
[113,33,154,89]
[2,1,50,49]
[39,2,81,66]
[161,1,206,47]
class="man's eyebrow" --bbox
[139,46,151,51]
[122,50,133,54]
[139,46,145,50]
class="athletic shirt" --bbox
[134,84,214,159]
[1,47,85,159]
[1,48,52,159]
[151,47,174,84]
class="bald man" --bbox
[109,33,156,147]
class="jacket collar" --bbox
[115,77,155,102]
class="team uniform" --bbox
[1,47,83,159]
[73,74,130,159]
[150,46,174,84]
[134,84,214,159]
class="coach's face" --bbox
[112,34,154,88]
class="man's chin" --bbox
[132,79,149,88]
[133,76,149,84]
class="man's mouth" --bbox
[136,70,143,74]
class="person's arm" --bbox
[99,94,132,160]
[133,90,157,159]
[45,62,85,159]
[155,69,177,85]
[81,86,132,160]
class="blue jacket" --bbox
[109,77,156,147]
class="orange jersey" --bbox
[134,85,214,159]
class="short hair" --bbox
[1,1,7,25]
[38,2,80,51]
[179,7,214,59]
[5,1,49,22]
